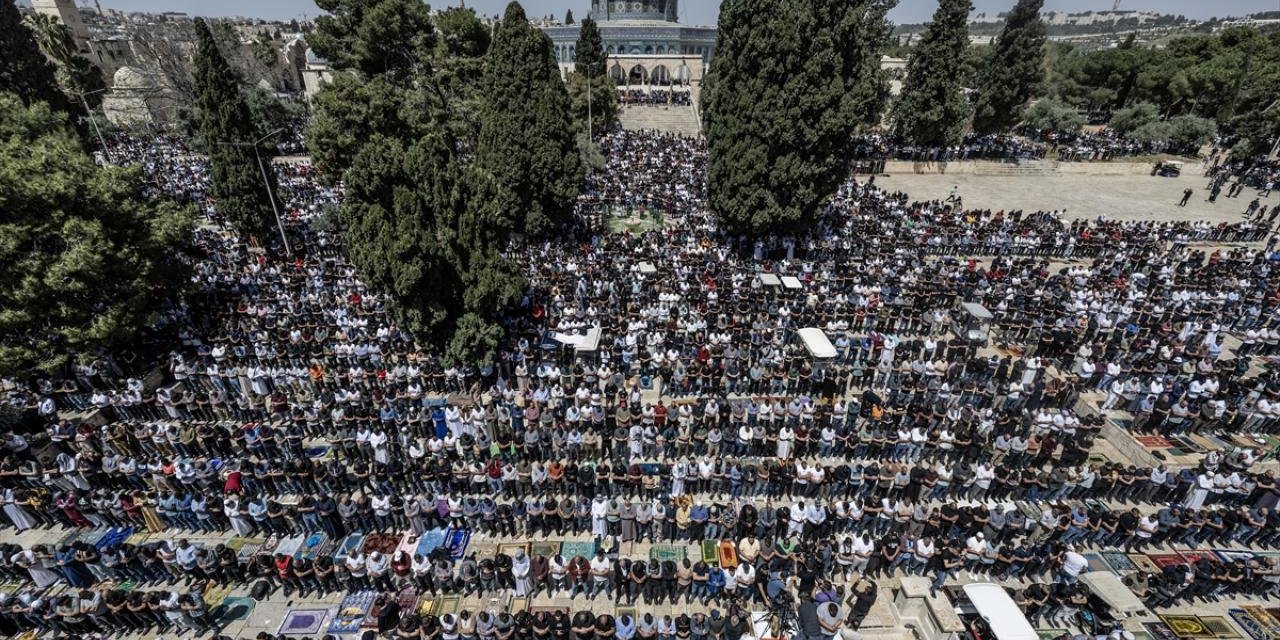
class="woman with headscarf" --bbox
[55,491,92,527]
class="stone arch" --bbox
[675,63,691,85]
[644,45,654,55]
[628,64,647,85]
[609,62,625,83]
[649,64,671,85]
[606,45,616,55]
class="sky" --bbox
[83,0,1280,26]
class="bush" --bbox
[1022,98,1084,133]
[1109,102,1159,135]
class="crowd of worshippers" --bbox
[0,571,871,640]
[620,89,693,106]
[4,129,1280,637]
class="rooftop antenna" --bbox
[1112,0,1121,11]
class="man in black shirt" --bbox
[796,594,826,640]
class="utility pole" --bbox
[74,87,109,159]
[587,73,593,140]
[219,128,291,257]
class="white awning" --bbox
[1080,571,1146,615]
[780,276,802,289]
[757,274,781,286]
[637,262,657,274]
[796,328,837,359]
[552,326,602,352]
[961,583,1038,640]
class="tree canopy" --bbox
[310,0,437,80]
[971,0,1046,134]
[306,0,542,366]
[0,94,194,377]
[193,17,280,246]
[893,0,973,146]
[1022,97,1084,133]
[705,0,894,235]
[476,2,583,238]
[569,17,618,134]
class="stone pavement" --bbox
[878,167,1276,224]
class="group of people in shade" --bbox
[2,124,1280,640]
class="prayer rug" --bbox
[1135,436,1173,449]
[529,606,568,614]
[561,540,596,560]
[361,532,402,555]
[1241,607,1280,636]
[275,534,305,558]
[203,581,234,607]
[332,533,365,563]
[649,544,687,562]
[328,591,376,635]
[498,542,530,557]
[296,532,329,560]
[418,598,437,616]
[1129,554,1160,573]
[445,528,471,560]
[1101,551,1135,572]
[258,534,281,555]
[1146,553,1187,569]
[510,597,528,613]
[418,528,448,557]
[532,541,560,558]
[617,606,637,622]
[396,586,418,613]
[397,533,419,556]
[236,543,262,561]
[1201,617,1244,639]
[1215,549,1255,563]
[1229,609,1274,640]
[226,536,264,553]
[279,608,329,636]
[218,596,255,622]
[125,530,150,545]
[435,595,461,615]
[1179,550,1219,564]
[701,540,718,565]
[1162,615,1217,639]
[1083,553,1110,573]
[718,540,738,569]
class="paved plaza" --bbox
[879,165,1277,224]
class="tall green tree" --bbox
[0,0,72,113]
[705,0,894,235]
[893,0,973,146]
[193,18,279,246]
[435,6,491,58]
[310,0,437,81]
[0,94,194,377]
[476,2,583,237]
[569,17,618,133]
[971,0,1046,134]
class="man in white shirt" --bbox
[1059,546,1087,585]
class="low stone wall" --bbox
[882,159,1163,176]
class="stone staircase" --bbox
[618,103,703,137]
[968,159,1061,176]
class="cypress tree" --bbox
[570,16,618,133]
[575,17,606,77]
[705,0,894,235]
[476,1,582,237]
[893,0,973,146]
[0,0,72,113]
[193,17,279,246]
[972,0,1046,134]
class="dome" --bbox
[111,66,156,91]
[590,0,678,23]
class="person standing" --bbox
[1179,188,1193,207]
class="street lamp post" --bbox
[219,127,291,257]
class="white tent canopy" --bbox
[796,328,837,359]
[552,326,601,352]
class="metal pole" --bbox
[77,90,108,158]
[587,73,593,139]
[252,143,291,257]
